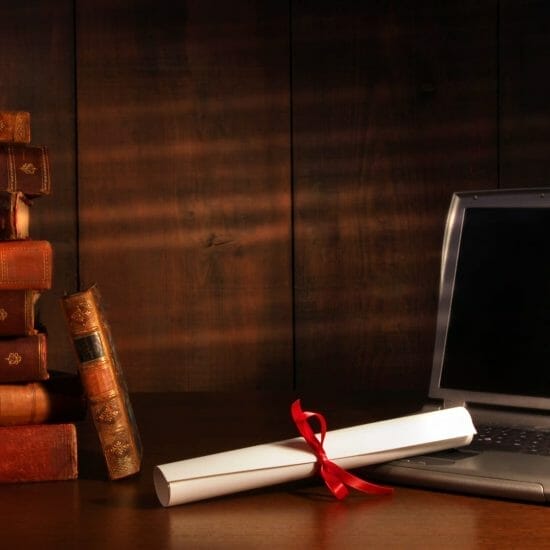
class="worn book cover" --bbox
[0,111,31,144]
[0,240,52,290]
[61,284,142,480]
[0,191,31,240]
[0,289,40,336]
[0,371,86,426]
[0,145,50,196]
[0,332,48,382]
[0,423,78,482]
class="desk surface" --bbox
[1,391,549,549]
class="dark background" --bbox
[0,0,544,393]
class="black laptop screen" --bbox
[440,207,550,397]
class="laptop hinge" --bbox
[420,399,467,412]
[443,399,467,409]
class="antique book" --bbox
[0,145,50,196]
[0,191,31,239]
[0,372,86,426]
[0,240,52,290]
[0,332,48,382]
[0,111,31,144]
[61,284,142,480]
[0,423,78,482]
[0,290,40,336]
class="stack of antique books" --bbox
[0,111,85,483]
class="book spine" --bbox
[0,333,48,382]
[0,112,31,144]
[0,145,50,196]
[0,423,77,482]
[0,191,31,240]
[0,290,39,335]
[0,240,52,290]
[0,376,86,426]
[61,284,142,480]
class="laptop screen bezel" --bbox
[429,187,550,410]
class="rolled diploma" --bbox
[154,406,475,506]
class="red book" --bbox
[0,372,86,426]
[0,423,78,482]
[0,145,50,196]
[0,333,47,382]
[62,284,142,480]
[0,290,40,336]
[0,240,52,290]
[0,111,31,144]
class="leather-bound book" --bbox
[0,423,78,482]
[0,240,52,290]
[0,191,31,240]
[61,284,142,480]
[0,333,48,382]
[0,145,50,196]
[0,290,40,336]
[0,111,31,144]
[0,372,86,426]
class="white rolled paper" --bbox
[154,406,476,507]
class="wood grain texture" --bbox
[76,0,293,390]
[500,0,550,189]
[1,392,549,548]
[0,1,78,373]
[292,2,498,392]
[3,2,539,394]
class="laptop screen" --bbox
[430,190,550,409]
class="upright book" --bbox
[61,284,142,480]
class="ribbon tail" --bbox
[320,463,349,500]
[334,463,394,496]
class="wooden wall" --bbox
[0,1,544,392]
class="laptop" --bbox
[366,187,550,503]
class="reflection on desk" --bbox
[0,391,549,549]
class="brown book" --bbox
[0,145,50,196]
[0,289,40,336]
[0,423,78,482]
[0,191,31,240]
[0,333,48,382]
[0,240,52,290]
[61,284,142,480]
[0,111,31,144]
[0,372,86,426]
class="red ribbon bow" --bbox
[291,399,393,500]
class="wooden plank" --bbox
[76,0,293,390]
[292,2,498,391]
[500,0,550,189]
[0,1,77,372]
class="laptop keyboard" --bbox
[470,424,550,456]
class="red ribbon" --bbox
[291,399,393,500]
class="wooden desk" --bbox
[1,392,549,549]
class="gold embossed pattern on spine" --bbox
[5,145,50,194]
[61,284,142,480]
[13,112,30,143]
[0,112,30,143]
